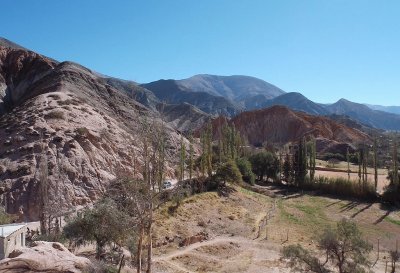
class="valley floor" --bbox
[151,185,400,273]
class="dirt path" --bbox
[154,235,287,273]
[154,236,247,262]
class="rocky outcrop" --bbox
[0,45,187,219]
[141,79,243,116]
[326,98,400,131]
[157,102,211,132]
[0,241,92,273]
[209,105,371,152]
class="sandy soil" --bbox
[152,186,400,273]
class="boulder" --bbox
[0,241,92,273]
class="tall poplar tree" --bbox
[180,136,186,181]
[294,138,308,187]
[373,138,378,191]
[206,122,213,177]
[200,131,206,177]
[393,139,399,190]
[358,151,362,184]
[189,134,194,181]
[309,138,316,182]
[346,147,351,181]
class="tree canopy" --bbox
[249,151,279,181]
[282,219,372,273]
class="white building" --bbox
[0,223,27,259]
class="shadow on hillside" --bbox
[374,209,392,225]
[340,201,359,212]
[351,203,373,218]
[373,202,400,225]
[326,200,342,207]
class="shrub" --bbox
[47,94,61,100]
[58,99,77,106]
[0,209,12,225]
[76,127,89,136]
[303,176,376,200]
[214,159,242,186]
[63,198,130,259]
[382,170,400,204]
[236,157,255,185]
[44,110,65,120]
[282,219,372,273]
[321,152,345,162]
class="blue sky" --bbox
[1,0,399,105]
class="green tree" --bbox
[189,134,194,181]
[357,151,362,184]
[346,147,350,181]
[249,151,279,182]
[393,140,399,190]
[180,136,186,181]
[214,159,242,186]
[294,138,308,187]
[236,157,255,185]
[283,153,293,184]
[200,131,207,177]
[64,198,130,259]
[373,138,378,191]
[282,219,372,273]
[308,139,316,182]
[206,122,213,177]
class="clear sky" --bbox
[1,0,399,106]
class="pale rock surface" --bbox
[0,241,92,273]
[0,45,190,220]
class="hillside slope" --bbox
[326,99,400,131]
[0,45,185,219]
[210,106,370,153]
[261,92,329,115]
[178,74,285,104]
[142,79,243,116]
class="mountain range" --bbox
[141,75,400,131]
[0,37,399,219]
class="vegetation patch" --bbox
[385,216,400,226]
[44,110,65,120]
[278,199,301,224]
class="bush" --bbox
[44,110,65,120]
[321,152,345,162]
[282,219,372,273]
[214,159,242,185]
[382,170,400,204]
[0,209,12,225]
[63,198,130,259]
[236,157,256,185]
[76,127,89,136]
[303,176,376,200]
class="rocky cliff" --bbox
[0,45,186,219]
[209,105,371,153]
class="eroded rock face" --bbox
[0,46,187,220]
[208,105,371,152]
[0,241,92,273]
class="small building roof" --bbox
[0,223,27,238]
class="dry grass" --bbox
[152,184,400,273]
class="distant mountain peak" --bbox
[177,74,285,103]
[261,92,329,116]
[0,37,26,50]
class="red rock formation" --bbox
[210,105,370,150]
